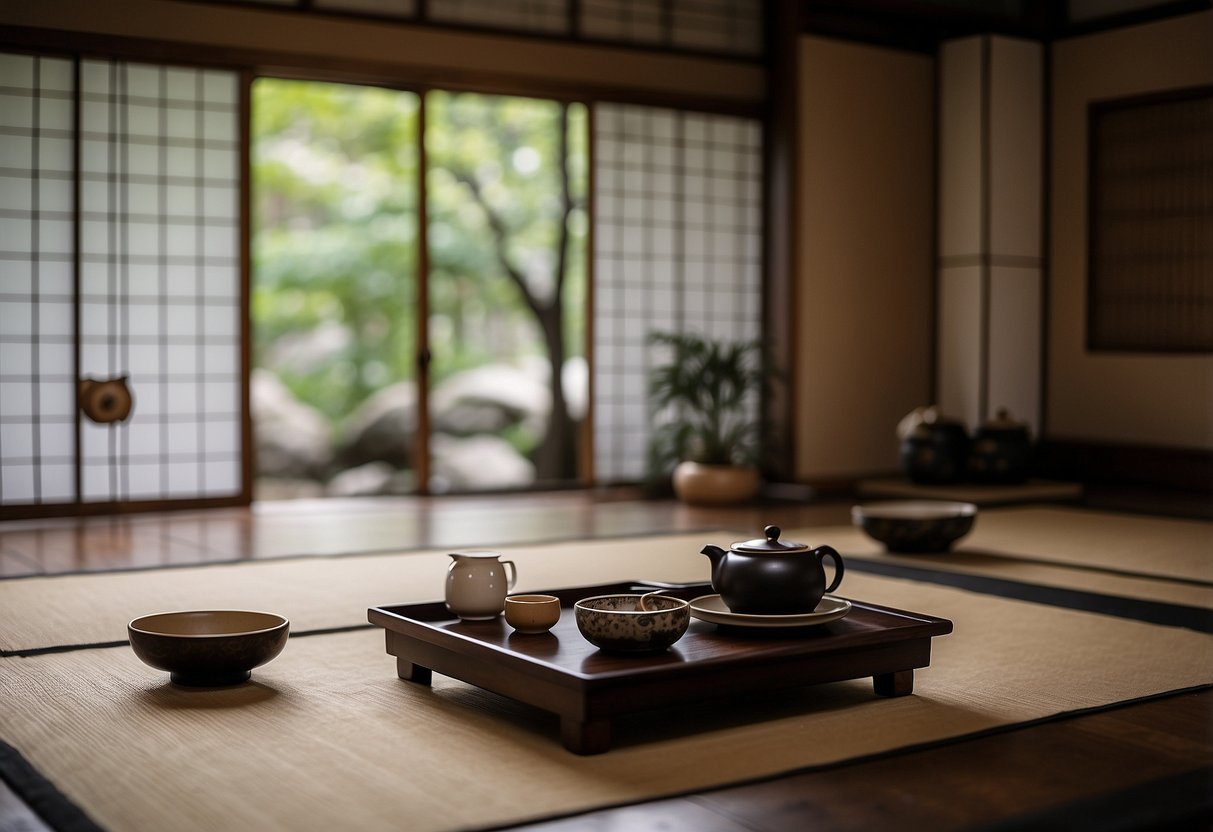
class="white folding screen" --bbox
[0,52,244,510]
[592,103,762,482]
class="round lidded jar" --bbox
[969,408,1031,484]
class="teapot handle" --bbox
[502,559,517,591]
[814,545,845,594]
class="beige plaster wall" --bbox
[795,36,935,481]
[1049,11,1213,448]
[0,0,763,104]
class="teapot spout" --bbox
[700,544,727,584]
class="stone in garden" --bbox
[337,380,418,469]
[251,369,332,478]
[430,363,550,437]
[325,461,404,497]
[429,433,535,492]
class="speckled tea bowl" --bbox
[128,610,289,687]
[574,594,690,654]
[852,500,977,553]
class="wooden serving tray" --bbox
[368,581,953,755]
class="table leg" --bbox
[397,658,432,685]
[874,669,914,697]
[561,716,611,755]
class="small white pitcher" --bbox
[445,551,517,621]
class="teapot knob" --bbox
[764,525,781,542]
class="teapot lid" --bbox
[732,525,808,553]
[979,408,1030,435]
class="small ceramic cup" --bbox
[504,594,562,634]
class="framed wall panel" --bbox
[1088,86,1213,353]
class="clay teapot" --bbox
[700,525,845,615]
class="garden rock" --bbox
[429,434,535,492]
[325,461,405,497]
[430,364,550,437]
[251,369,332,479]
[337,381,418,469]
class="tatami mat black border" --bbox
[0,740,105,832]
[844,557,1213,633]
[949,547,1213,589]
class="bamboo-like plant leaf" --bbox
[645,330,777,479]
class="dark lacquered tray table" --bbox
[368,581,953,754]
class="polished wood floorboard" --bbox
[1,489,1209,831]
[0,490,853,577]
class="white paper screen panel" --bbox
[592,103,762,483]
[0,54,77,505]
[78,59,241,503]
[0,52,244,509]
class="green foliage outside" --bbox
[252,79,587,481]
[252,79,421,424]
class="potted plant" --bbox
[646,331,774,505]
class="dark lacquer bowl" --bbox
[852,501,977,553]
[128,610,289,686]
[574,594,690,653]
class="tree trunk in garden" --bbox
[451,102,579,482]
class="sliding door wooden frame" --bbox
[1,21,769,512]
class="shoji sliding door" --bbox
[0,51,246,516]
[592,104,763,482]
[0,53,75,509]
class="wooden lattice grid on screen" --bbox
[0,51,245,512]
[591,103,763,483]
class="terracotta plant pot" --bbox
[672,461,760,505]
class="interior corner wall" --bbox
[794,36,934,481]
[1049,10,1213,449]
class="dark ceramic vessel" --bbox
[128,610,289,686]
[969,409,1032,484]
[852,502,977,553]
[700,526,845,615]
[900,419,970,484]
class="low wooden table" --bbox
[369,581,953,754]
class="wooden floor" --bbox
[0,489,853,577]
[2,488,1210,831]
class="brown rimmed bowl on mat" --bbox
[574,594,690,654]
[852,500,978,553]
[128,610,289,687]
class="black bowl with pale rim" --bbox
[852,501,977,553]
[128,610,289,687]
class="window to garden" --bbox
[251,79,588,498]
[1,46,761,515]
